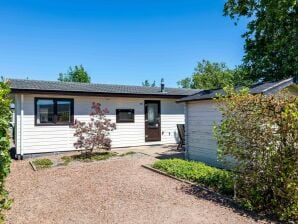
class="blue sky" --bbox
[0,0,246,87]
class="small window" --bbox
[116,109,134,123]
[35,98,74,126]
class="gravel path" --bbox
[5,155,268,224]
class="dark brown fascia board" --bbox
[11,89,187,99]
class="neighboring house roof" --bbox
[9,79,200,98]
[177,78,295,102]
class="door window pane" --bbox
[36,99,54,124]
[147,103,158,128]
[57,100,71,124]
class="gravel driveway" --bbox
[5,154,268,224]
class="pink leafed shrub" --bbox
[72,102,116,153]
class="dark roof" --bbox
[177,78,295,102]
[9,79,200,98]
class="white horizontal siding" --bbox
[185,100,223,167]
[14,94,184,154]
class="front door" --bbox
[145,100,161,142]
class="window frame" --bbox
[34,98,74,126]
[116,109,135,123]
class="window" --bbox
[116,109,134,123]
[35,98,74,125]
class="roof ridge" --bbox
[9,78,197,91]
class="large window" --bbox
[116,109,134,123]
[35,98,74,125]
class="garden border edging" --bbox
[142,164,234,204]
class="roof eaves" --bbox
[261,78,293,94]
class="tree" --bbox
[142,80,156,87]
[178,60,251,90]
[214,88,298,221]
[0,79,11,222]
[72,102,116,154]
[58,65,91,83]
[224,0,297,81]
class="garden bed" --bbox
[151,159,234,196]
[30,151,137,171]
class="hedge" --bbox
[0,80,12,222]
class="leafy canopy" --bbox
[224,0,297,81]
[214,89,298,221]
[58,65,91,83]
[142,80,156,87]
[178,60,251,90]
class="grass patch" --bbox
[119,151,136,157]
[61,151,118,164]
[32,158,53,169]
[152,159,234,196]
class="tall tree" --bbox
[178,60,250,90]
[58,65,91,83]
[224,0,297,81]
[142,80,156,87]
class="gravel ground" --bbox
[4,154,269,224]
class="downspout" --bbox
[20,94,24,159]
[184,102,189,160]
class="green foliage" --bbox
[0,79,11,222]
[61,151,117,164]
[32,158,53,169]
[119,151,136,157]
[58,65,91,83]
[178,60,251,90]
[224,0,297,81]
[214,90,298,221]
[142,80,156,87]
[153,159,233,195]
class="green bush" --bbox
[32,158,53,169]
[0,80,12,222]
[153,159,233,195]
[61,151,117,164]
[214,87,298,222]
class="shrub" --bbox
[61,151,117,164]
[0,79,12,222]
[72,102,116,154]
[214,87,298,222]
[153,159,233,195]
[32,158,53,169]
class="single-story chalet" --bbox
[177,77,298,168]
[9,77,297,161]
[10,79,199,159]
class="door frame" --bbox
[144,100,161,142]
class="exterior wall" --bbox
[14,93,184,155]
[185,100,223,167]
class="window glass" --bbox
[147,103,158,128]
[36,99,54,124]
[116,109,134,123]
[57,100,71,124]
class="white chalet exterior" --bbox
[10,79,199,158]
[178,78,297,168]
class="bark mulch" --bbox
[4,154,269,224]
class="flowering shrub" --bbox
[214,87,298,222]
[0,79,12,222]
[73,102,116,153]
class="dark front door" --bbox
[145,100,161,142]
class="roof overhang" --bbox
[177,77,295,103]
[11,88,188,99]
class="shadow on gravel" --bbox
[180,184,272,223]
